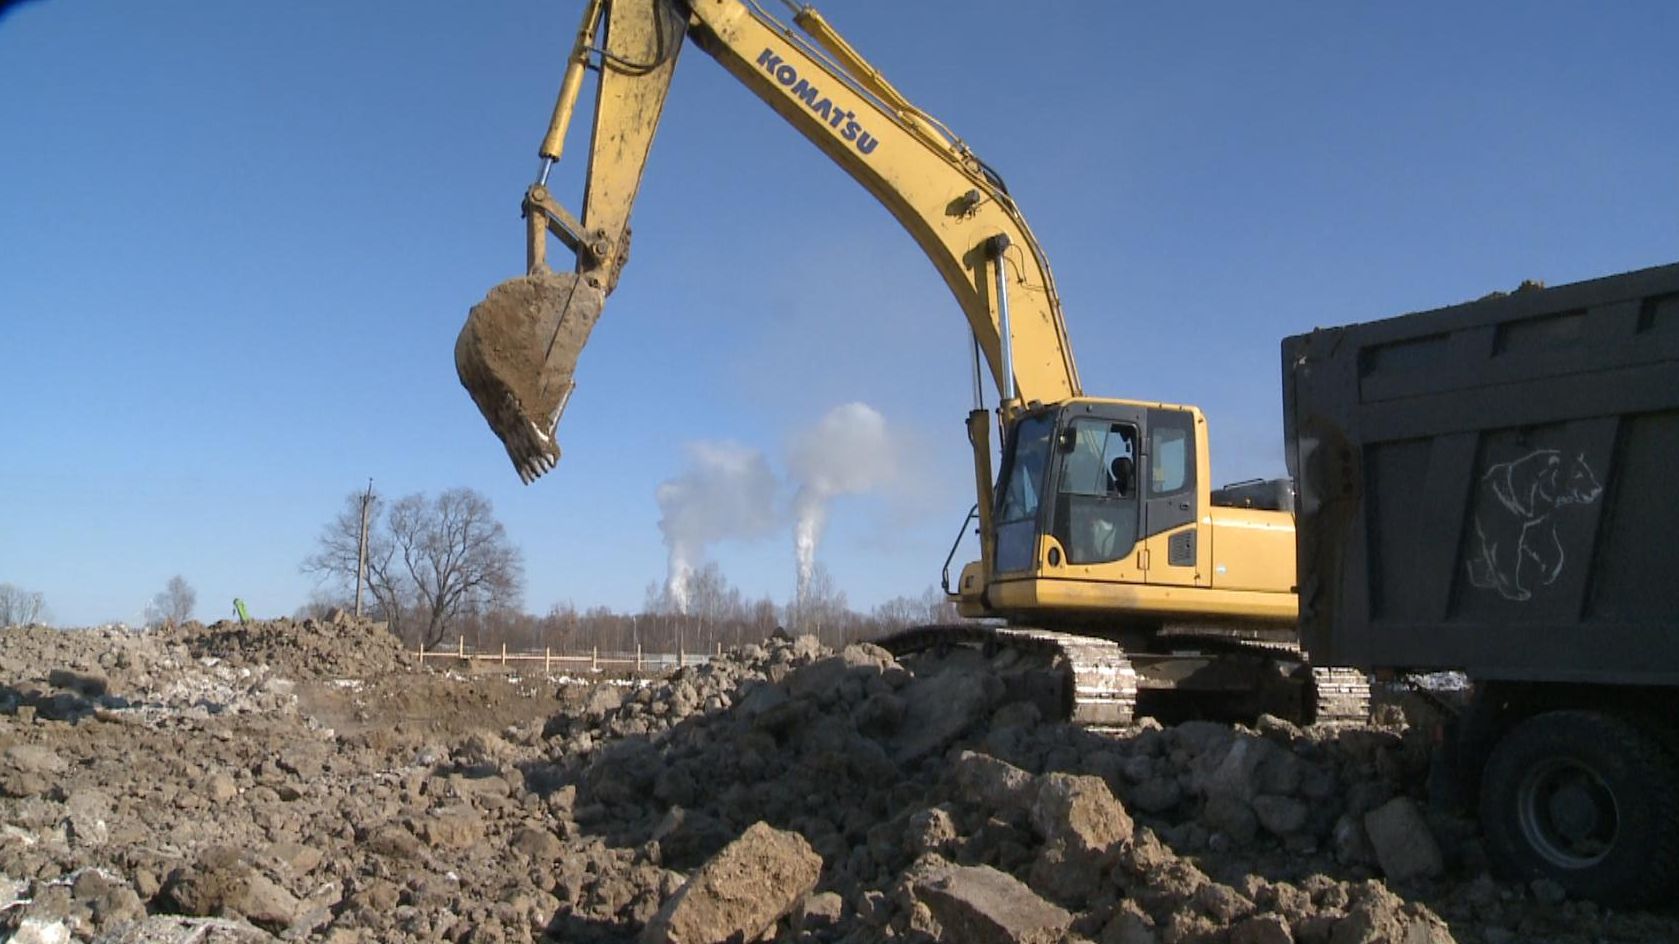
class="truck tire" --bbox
[1479,710,1679,906]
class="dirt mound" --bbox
[2,628,1675,943]
[0,624,297,724]
[167,615,408,681]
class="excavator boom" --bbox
[457,0,1080,487]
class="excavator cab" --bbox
[956,398,1298,631]
[993,404,1145,576]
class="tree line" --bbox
[0,576,196,630]
[0,583,48,628]
[300,486,965,654]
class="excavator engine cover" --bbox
[455,267,605,483]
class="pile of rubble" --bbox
[0,623,299,725]
[164,615,410,681]
[1,622,1674,943]
[534,639,1462,942]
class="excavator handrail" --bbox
[941,503,979,596]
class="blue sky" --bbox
[3,1,1675,626]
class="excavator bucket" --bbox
[455,267,606,483]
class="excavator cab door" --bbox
[993,411,1057,575]
[992,402,1149,581]
[1140,407,1206,587]
[1046,409,1145,575]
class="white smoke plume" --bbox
[656,441,779,613]
[788,402,897,604]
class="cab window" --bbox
[994,413,1055,573]
[1052,420,1139,565]
[998,413,1054,524]
[1149,414,1194,496]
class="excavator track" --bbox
[1243,643,1373,725]
[879,624,1371,730]
[878,624,1138,730]
[1161,629,1373,725]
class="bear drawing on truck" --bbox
[1466,449,1603,601]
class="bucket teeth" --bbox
[455,269,605,483]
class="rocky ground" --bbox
[1,618,1674,943]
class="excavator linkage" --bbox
[455,267,605,483]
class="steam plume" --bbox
[788,402,896,603]
[656,442,779,612]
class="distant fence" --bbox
[414,636,716,675]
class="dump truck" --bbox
[1283,262,1679,905]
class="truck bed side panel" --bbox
[1283,264,1679,683]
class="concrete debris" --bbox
[910,861,1072,944]
[640,822,821,944]
[94,916,269,943]
[1364,797,1446,883]
[793,891,843,931]
[1030,772,1133,857]
[1,618,1674,942]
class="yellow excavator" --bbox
[455,0,1367,726]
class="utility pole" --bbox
[354,479,373,618]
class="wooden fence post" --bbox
[458,635,465,660]
[591,646,599,672]
[416,642,424,667]
[544,647,551,673]
[636,644,642,672]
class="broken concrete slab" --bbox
[640,821,822,944]
[1363,797,1444,883]
[911,862,1073,944]
[1031,772,1133,857]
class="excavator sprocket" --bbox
[878,624,1138,731]
[455,268,605,484]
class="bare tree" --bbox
[0,583,47,627]
[787,562,851,644]
[303,489,395,620]
[293,589,349,621]
[920,584,964,624]
[871,593,925,631]
[873,584,967,633]
[145,575,197,628]
[304,487,524,647]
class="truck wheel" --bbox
[1479,710,1679,906]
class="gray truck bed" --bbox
[1282,263,1679,683]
